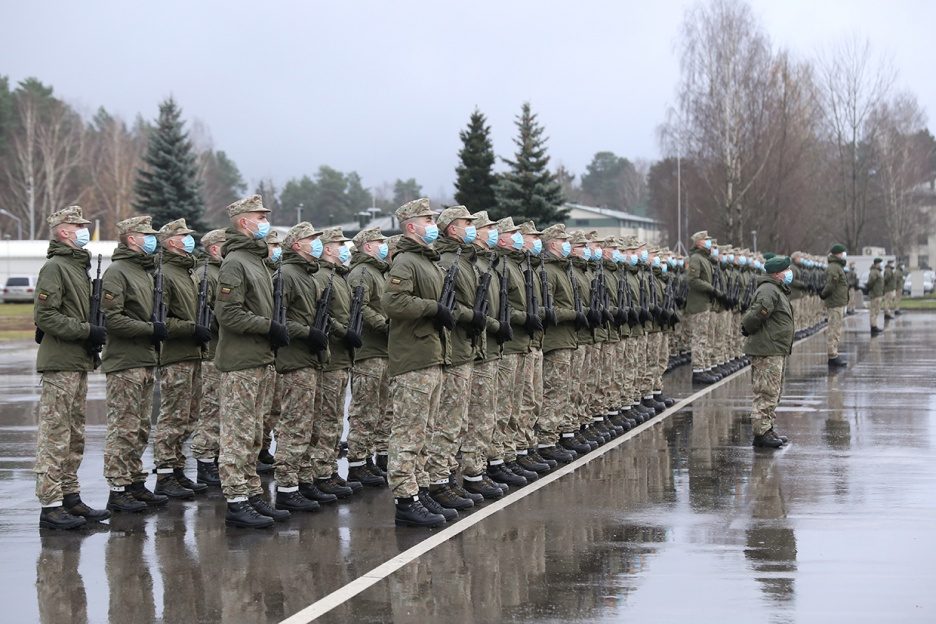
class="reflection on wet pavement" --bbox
[3,313,935,623]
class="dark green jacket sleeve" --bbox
[34,263,90,341]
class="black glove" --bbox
[307,327,328,353]
[34,326,44,344]
[434,303,455,331]
[495,321,513,344]
[194,324,212,344]
[151,321,168,344]
[586,308,602,327]
[741,325,750,337]
[524,313,544,335]
[470,310,487,334]
[639,308,650,324]
[574,311,590,331]
[346,330,363,349]
[627,308,639,328]
[602,309,615,326]
[268,321,290,348]
[544,308,557,326]
[89,324,107,347]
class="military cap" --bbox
[157,218,196,240]
[116,215,158,235]
[872,257,882,263]
[352,226,386,247]
[495,216,520,233]
[48,205,91,228]
[437,205,477,233]
[690,230,709,244]
[283,222,318,246]
[540,223,570,241]
[226,194,270,218]
[762,251,776,260]
[264,230,281,245]
[472,210,496,229]
[621,236,640,249]
[886,259,894,265]
[764,255,791,273]
[319,226,350,245]
[395,197,435,222]
[568,230,589,245]
[200,228,227,248]
[517,220,542,235]
[604,236,621,248]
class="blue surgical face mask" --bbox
[462,225,477,244]
[376,243,389,261]
[510,231,524,250]
[782,269,793,285]
[593,247,602,260]
[712,248,719,258]
[486,228,499,247]
[739,256,748,266]
[612,250,624,263]
[310,238,324,258]
[844,266,850,273]
[628,254,638,266]
[74,227,90,248]
[727,254,734,262]
[704,239,712,250]
[338,246,351,264]
[253,220,270,240]
[421,223,439,245]
[652,257,660,268]
[581,247,592,261]
[142,234,158,255]
[531,239,542,255]
[270,246,282,263]
[841,251,848,260]
[721,255,729,264]
[182,235,195,254]
[667,258,676,268]
[560,241,572,258]
[661,264,668,274]
[640,249,649,263]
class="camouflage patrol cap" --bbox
[690,230,709,244]
[517,220,542,235]
[540,223,570,241]
[604,236,621,248]
[495,216,520,233]
[116,215,158,235]
[264,230,281,245]
[319,226,350,245]
[200,228,227,248]
[352,226,386,247]
[226,194,270,218]
[386,234,402,254]
[568,230,589,245]
[437,205,477,233]
[284,222,319,246]
[471,210,496,229]
[48,205,91,228]
[395,197,435,222]
[157,218,196,240]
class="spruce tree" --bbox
[454,108,497,212]
[134,97,206,231]
[494,102,567,224]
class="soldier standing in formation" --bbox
[867,257,884,335]
[822,244,849,368]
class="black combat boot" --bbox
[618,408,638,429]
[333,472,363,493]
[365,457,387,480]
[428,483,474,510]
[257,448,275,465]
[487,462,526,487]
[827,356,848,368]
[604,416,625,437]
[752,429,785,449]
[299,481,338,504]
[592,419,616,441]
[128,481,168,506]
[275,488,320,512]
[154,473,195,499]
[375,452,389,474]
[692,371,717,385]
[226,500,274,528]
[507,460,539,482]
[449,474,483,503]
[313,475,353,499]
[395,496,446,528]
[538,445,575,465]
[559,432,590,455]
[107,488,148,513]
[654,392,676,408]
[529,448,558,470]
[630,405,649,424]
[196,460,221,486]
[174,468,208,493]
[347,461,386,487]
[462,473,504,499]
[418,487,458,519]
[517,452,550,474]
[577,428,601,449]
[39,506,86,530]
[249,494,290,521]
[62,493,111,521]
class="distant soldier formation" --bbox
[31,199,895,529]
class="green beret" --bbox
[762,252,776,260]
[830,243,846,254]
[764,255,791,273]
[873,257,883,263]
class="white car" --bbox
[903,271,934,295]
[2,275,37,303]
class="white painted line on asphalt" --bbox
[281,327,827,624]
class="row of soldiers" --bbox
[866,257,905,334]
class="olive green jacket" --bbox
[158,252,202,366]
[381,236,451,377]
[686,248,714,315]
[600,260,620,342]
[34,242,94,373]
[789,264,808,301]
[893,268,904,292]
[474,249,502,363]
[571,257,595,345]
[101,245,158,374]
[867,266,884,298]
[623,263,644,338]
[274,251,325,373]
[436,236,482,366]
[821,256,849,308]
[316,262,352,372]
[883,267,895,291]
[215,230,274,373]
[542,254,578,353]
[500,248,544,355]
[347,252,389,362]
[742,276,794,356]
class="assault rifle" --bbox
[496,260,512,343]
[272,266,287,354]
[151,251,167,351]
[540,262,556,326]
[471,253,497,337]
[439,248,461,316]
[196,261,213,345]
[88,254,105,368]
[348,281,365,339]
[588,259,605,328]
[619,268,639,328]
[637,267,651,324]
[311,273,334,362]
[568,261,588,331]
[741,275,756,311]
[523,251,539,337]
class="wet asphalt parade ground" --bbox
[1,311,934,623]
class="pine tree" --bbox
[454,108,497,212]
[494,102,567,224]
[133,97,206,231]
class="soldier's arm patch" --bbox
[759,306,770,318]
[37,292,49,303]
[386,276,413,293]
[219,286,234,301]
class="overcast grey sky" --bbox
[3,0,935,201]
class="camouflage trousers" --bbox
[616,338,633,407]
[732,312,743,359]
[540,348,573,442]
[847,288,861,313]
[652,333,669,393]
[35,371,87,506]
[516,348,544,450]
[869,296,883,329]
[262,371,282,451]
[715,311,732,364]
[689,310,711,372]
[219,365,274,500]
[346,357,389,462]
[826,306,845,358]
[751,355,785,436]
[104,367,156,487]
[154,360,201,470]
[632,333,650,399]
[492,353,523,462]
[308,368,350,480]
[599,340,620,414]
[462,358,498,475]
[641,332,661,397]
[582,343,603,424]
[425,362,473,483]
[894,289,903,311]
[388,365,443,497]
[272,367,319,487]
[567,346,588,432]
[191,359,221,461]
[884,291,896,315]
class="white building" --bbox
[0,240,118,286]
[563,203,664,244]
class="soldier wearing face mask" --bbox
[258,230,284,472]
[821,244,849,368]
